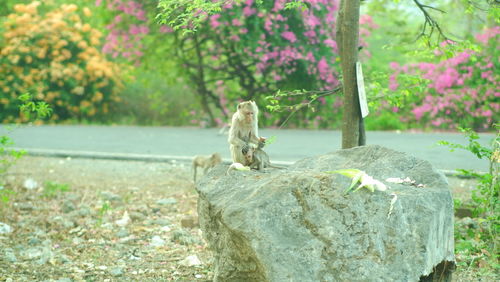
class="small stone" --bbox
[4,248,17,263]
[0,222,12,234]
[180,255,202,266]
[150,235,166,247]
[109,267,124,277]
[152,218,170,226]
[17,202,35,211]
[36,245,53,265]
[76,206,92,217]
[61,200,76,213]
[100,191,122,202]
[23,178,38,190]
[22,247,43,260]
[172,229,198,246]
[156,198,177,206]
[115,228,129,238]
[129,211,146,221]
[58,254,72,264]
[181,216,198,229]
[28,237,42,245]
[50,216,75,229]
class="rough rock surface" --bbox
[197,145,455,282]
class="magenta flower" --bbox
[281,31,297,43]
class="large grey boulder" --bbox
[197,145,455,282]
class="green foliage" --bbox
[42,181,70,198]
[1,92,52,204]
[0,186,14,203]
[156,0,223,34]
[364,112,407,131]
[439,126,499,216]
[440,126,499,275]
[18,93,52,120]
[438,127,493,160]
[0,1,123,123]
[112,70,198,126]
[97,201,111,226]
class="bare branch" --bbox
[413,0,453,43]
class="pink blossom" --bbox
[305,52,315,62]
[304,30,316,39]
[129,24,140,35]
[243,6,256,17]
[159,25,173,33]
[482,110,493,117]
[210,14,221,28]
[317,57,328,72]
[359,14,378,29]
[475,26,500,45]
[304,13,321,28]
[273,0,286,12]
[264,18,273,31]
[232,19,242,26]
[389,62,399,70]
[323,39,337,52]
[281,31,297,43]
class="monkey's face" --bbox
[243,109,254,123]
[244,151,253,163]
[238,102,255,123]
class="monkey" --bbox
[242,143,254,166]
[192,153,222,181]
[228,101,261,164]
[245,141,283,171]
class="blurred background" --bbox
[0,0,498,131]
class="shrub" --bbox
[389,27,500,131]
[0,1,123,123]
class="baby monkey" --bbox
[243,138,282,171]
[192,153,222,181]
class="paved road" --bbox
[1,124,496,172]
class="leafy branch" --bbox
[19,93,52,121]
[265,86,342,128]
[156,0,264,34]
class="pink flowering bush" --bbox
[95,0,153,65]
[100,0,376,128]
[389,27,499,130]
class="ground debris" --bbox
[0,156,213,281]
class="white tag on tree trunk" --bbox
[356,61,369,118]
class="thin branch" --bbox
[268,86,343,128]
[420,4,446,13]
[413,0,452,43]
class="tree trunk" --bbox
[337,0,363,149]
[193,33,216,127]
